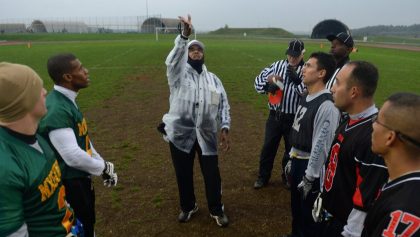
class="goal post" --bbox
[155,27,196,41]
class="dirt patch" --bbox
[0,40,27,46]
[85,70,292,236]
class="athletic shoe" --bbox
[210,213,229,227]
[253,178,267,189]
[178,203,198,223]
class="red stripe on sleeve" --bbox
[352,166,364,208]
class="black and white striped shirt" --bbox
[326,56,350,91]
[254,59,305,114]
[162,35,231,156]
[326,68,340,91]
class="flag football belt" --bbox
[290,152,310,160]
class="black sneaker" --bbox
[253,178,267,189]
[210,213,229,227]
[281,173,291,190]
[178,204,198,223]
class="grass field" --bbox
[1,33,418,111]
[1,33,419,236]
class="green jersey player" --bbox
[0,63,74,237]
[38,53,117,237]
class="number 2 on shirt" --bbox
[292,105,307,132]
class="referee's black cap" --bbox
[286,39,305,57]
[327,32,354,48]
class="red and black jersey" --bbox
[322,114,388,223]
[362,172,420,237]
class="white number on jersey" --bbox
[292,105,307,132]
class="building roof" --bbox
[30,20,88,33]
[141,17,179,33]
[311,19,350,39]
[0,23,26,33]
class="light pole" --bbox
[146,0,149,18]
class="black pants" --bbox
[290,158,322,237]
[63,177,96,237]
[257,111,294,182]
[169,141,224,216]
[320,216,345,237]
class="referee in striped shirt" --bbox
[253,39,305,189]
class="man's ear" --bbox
[350,86,360,99]
[62,73,72,83]
[385,130,398,147]
[318,69,326,79]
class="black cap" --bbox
[326,32,354,48]
[285,39,305,57]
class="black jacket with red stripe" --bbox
[322,114,388,223]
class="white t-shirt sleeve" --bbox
[342,208,367,237]
[49,128,105,176]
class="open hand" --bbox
[178,14,192,37]
[219,128,230,152]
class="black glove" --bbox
[157,122,167,135]
[266,83,279,94]
[103,173,118,187]
[287,65,301,85]
[102,161,114,179]
[297,175,315,200]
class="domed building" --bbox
[30,20,88,33]
[141,17,179,33]
[311,19,350,39]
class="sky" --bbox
[1,0,419,33]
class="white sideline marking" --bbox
[91,48,136,68]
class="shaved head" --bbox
[383,92,420,152]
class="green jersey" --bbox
[39,90,92,179]
[0,127,74,237]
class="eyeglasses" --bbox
[372,114,420,148]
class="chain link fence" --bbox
[0,15,182,34]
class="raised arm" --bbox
[165,15,192,86]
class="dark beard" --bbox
[187,57,204,74]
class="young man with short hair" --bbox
[316,61,388,236]
[286,52,340,237]
[362,92,420,237]
[325,32,354,91]
[39,53,117,237]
